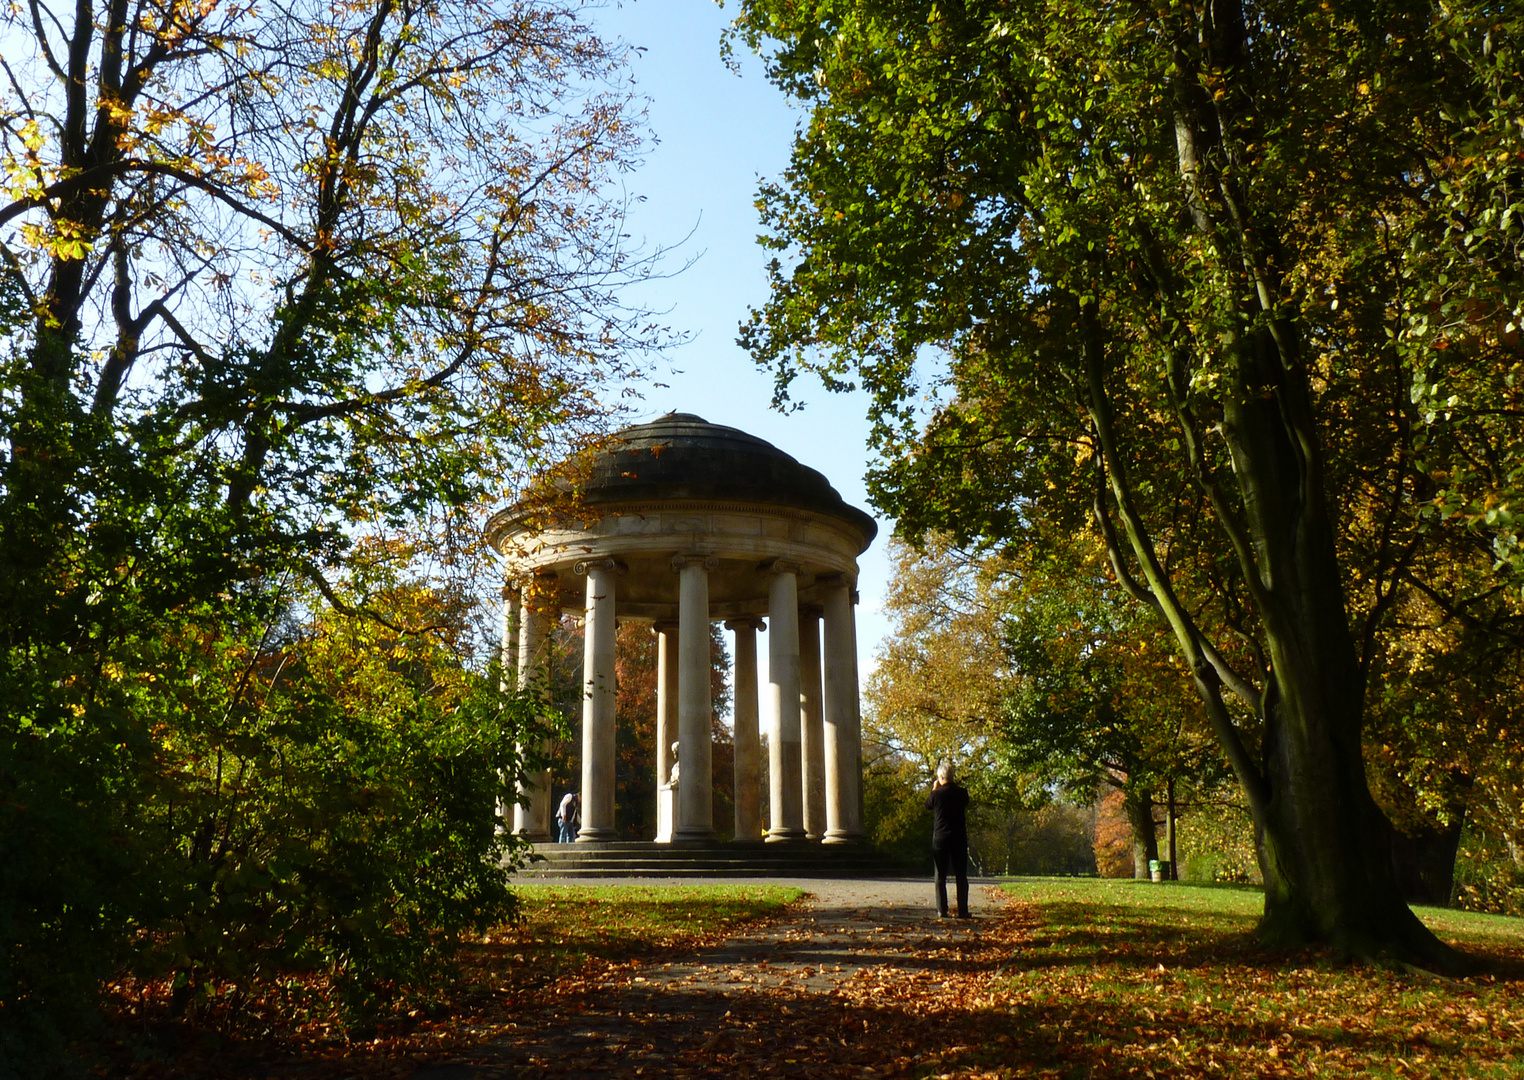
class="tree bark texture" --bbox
[1390,817,1465,909]
[1125,790,1160,881]
[1166,778,1178,881]
[1215,301,1455,962]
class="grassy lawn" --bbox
[94,884,802,1077]
[992,878,1524,1078]
[463,884,805,987]
[94,879,1524,1078]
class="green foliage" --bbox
[999,549,1225,806]
[861,750,934,866]
[1396,6,1524,576]
[0,572,552,1068]
[734,0,1524,956]
[1,0,655,1065]
[1451,826,1524,918]
[134,583,538,1024]
[976,802,1097,877]
[1176,802,1264,886]
[866,533,1222,876]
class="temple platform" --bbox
[514,840,910,879]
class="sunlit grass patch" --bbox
[1416,902,1524,958]
[982,877,1524,1078]
[466,884,805,984]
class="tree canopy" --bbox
[734,0,1524,966]
[1,0,659,1060]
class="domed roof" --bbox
[582,412,877,543]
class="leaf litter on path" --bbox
[99,879,1524,1079]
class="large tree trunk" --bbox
[1091,327,1461,966]
[1390,816,1465,909]
[1221,333,1460,968]
[1166,778,1178,881]
[1124,789,1160,880]
[1087,321,1460,963]
[1141,0,1464,971]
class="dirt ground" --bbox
[410,875,1009,1079]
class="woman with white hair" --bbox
[926,760,971,918]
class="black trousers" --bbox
[932,844,969,917]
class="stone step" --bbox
[514,840,910,879]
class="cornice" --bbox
[487,496,875,554]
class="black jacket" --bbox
[926,782,970,849]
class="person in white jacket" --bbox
[555,791,580,843]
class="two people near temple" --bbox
[927,761,971,919]
[555,790,581,843]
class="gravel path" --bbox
[408,875,1010,1079]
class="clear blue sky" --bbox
[586,0,898,675]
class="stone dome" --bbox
[580,412,878,544]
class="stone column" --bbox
[799,608,827,841]
[822,576,867,843]
[673,554,717,840]
[513,575,555,841]
[500,584,521,687]
[766,562,806,841]
[726,618,764,842]
[497,584,520,830]
[575,558,620,842]
[654,622,677,843]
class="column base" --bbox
[513,827,554,843]
[575,828,619,842]
[766,827,808,843]
[822,830,869,845]
[673,825,716,842]
[656,787,675,843]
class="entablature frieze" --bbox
[491,499,872,556]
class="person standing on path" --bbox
[926,761,971,918]
[556,791,581,843]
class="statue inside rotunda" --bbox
[486,412,877,844]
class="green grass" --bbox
[1415,900,1524,954]
[1002,876,1524,952]
[988,877,1524,1078]
[472,884,805,982]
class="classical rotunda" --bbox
[485,412,877,845]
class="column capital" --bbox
[671,552,719,572]
[724,617,766,632]
[653,620,678,634]
[760,557,805,576]
[815,571,856,588]
[573,557,626,576]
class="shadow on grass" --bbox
[446,963,1521,1079]
[434,897,1524,1079]
[91,887,1524,1080]
[1012,900,1297,977]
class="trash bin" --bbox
[1148,859,1163,883]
